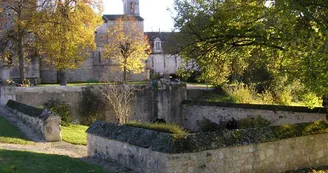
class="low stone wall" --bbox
[87,121,328,173]
[182,101,327,131]
[6,100,61,142]
[0,84,186,125]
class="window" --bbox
[154,38,161,51]
[130,2,135,14]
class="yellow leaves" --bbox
[103,16,151,75]
[34,0,102,70]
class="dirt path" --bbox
[0,105,134,173]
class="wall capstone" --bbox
[6,100,61,142]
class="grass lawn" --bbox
[0,116,34,145]
[61,124,88,145]
[38,81,149,87]
[0,149,109,173]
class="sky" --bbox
[104,0,175,32]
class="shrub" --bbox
[81,87,105,125]
[257,89,274,105]
[223,83,257,104]
[126,121,188,139]
[197,118,224,132]
[43,99,71,126]
[239,116,271,129]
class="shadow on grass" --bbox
[0,116,34,145]
[0,149,109,173]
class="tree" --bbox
[103,15,151,82]
[99,83,136,125]
[173,0,328,98]
[33,0,102,85]
[0,0,38,83]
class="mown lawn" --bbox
[61,124,88,145]
[0,116,34,145]
[0,149,109,173]
[38,81,149,87]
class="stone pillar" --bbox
[2,63,10,81]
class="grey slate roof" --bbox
[145,32,178,54]
[103,15,144,22]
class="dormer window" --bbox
[154,37,162,52]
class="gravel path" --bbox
[0,105,134,173]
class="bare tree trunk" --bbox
[17,4,25,83]
[123,56,127,82]
[18,33,25,83]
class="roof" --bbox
[145,32,179,54]
[103,15,144,22]
[145,32,171,42]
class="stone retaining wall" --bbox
[87,121,328,173]
[182,101,327,131]
[6,100,61,142]
[0,84,186,125]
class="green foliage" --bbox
[126,121,188,139]
[223,83,257,104]
[0,116,34,145]
[198,92,235,103]
[196,82,322,107]
[43,99,71,126]
[0,149,108,173]
[239,116,271,129]
[81,87,105,125]
[197,118,223,132]
[173,0,328,97]
[61,123,88,146]
[285,167,328,173]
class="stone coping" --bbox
[87,120,328,154]
[183,100,326,113]
[6,99,49,120]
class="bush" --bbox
[223,83,257,104]
[197,118,224,132]
[43,99,71,126]
[81,87,105,125]
[239,116,271,129]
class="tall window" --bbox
[154,38,161,51]
[130,2,135,14]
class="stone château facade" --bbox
[0,0,182,83]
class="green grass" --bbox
[126,121,188,139]
[0,149,109,173]
[197,92,235,103]
[61,124,88,145]
[0,116,34,145]
[186,82,214,88]
[38,81,149,87]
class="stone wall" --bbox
[182,101,327,131]
[6,100,61,142]
[86,121,328,173]
[0,84,186,124]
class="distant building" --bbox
[0,0,182,83]
[145,32,182,76]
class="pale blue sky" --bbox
[104,0,175,32]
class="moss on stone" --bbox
[87,120,328,154]
[6,100,44,118]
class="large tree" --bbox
[0,0,38,83]
[33,0,102,85]
[103,16,151,82]
[173,0,328,97]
